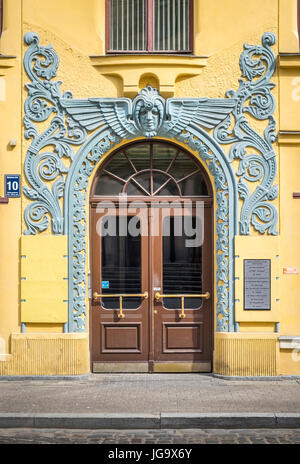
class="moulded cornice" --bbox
[278,54,300,68]
[278,131,300,144]
[89,54,208,97]
[0,54,17,73]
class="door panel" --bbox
[152,204,213,368]
[91,201,213,372]
[101,323,142,352]
[162,323,203,352]
[91,207,149,364]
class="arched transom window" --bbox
[93,142,209,197]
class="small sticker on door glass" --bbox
[102,281,109,289]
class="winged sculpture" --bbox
[60,85,237,139]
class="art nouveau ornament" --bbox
[23,31,278,332]
[60,85,237,139]
[132,86,165,137]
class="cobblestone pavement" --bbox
[0,428,299,444]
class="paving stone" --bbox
[0,374,299,414]
[0,428,300,444]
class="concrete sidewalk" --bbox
[0,373,299,429]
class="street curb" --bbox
[0,413,160,429]
[160,413,277,429]
[0,413,300,429]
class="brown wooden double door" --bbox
[91,201,213,373]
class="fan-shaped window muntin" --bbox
[94,141,210,197]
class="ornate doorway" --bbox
[90,140,213,372]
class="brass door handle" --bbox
[93,291,149,299]
[154,291,210,319]
[154,292,210,300]
[93,291,148,319]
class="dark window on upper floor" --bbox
[106,0,193,54]
[0,0,3,39]
[298,0,300,50]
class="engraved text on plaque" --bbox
[244,259,271,310]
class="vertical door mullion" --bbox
[150,142,153,195]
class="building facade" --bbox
[0,0,300,376]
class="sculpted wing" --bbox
[60,98,136,137]
[164,98,237,135]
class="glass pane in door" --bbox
[101,216,142,309]
[162,216,202,309]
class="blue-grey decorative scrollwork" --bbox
[23,31,277,333]
[23,32,87,234]
[214,32,278,235]
[68,132,122,331]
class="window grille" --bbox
[107,0,192,53]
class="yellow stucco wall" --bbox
[0,0,22,361]
[20,236,68,323]
[279,144,300,336]
[0,0,299,375]
[277,1,300,375]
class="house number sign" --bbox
[244,259,271,310]
[5,175,21,198]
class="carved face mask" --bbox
[133,86,165,137]
[139,104,160,133]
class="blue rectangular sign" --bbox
[5,175,21,198]
[102,281,109,289]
